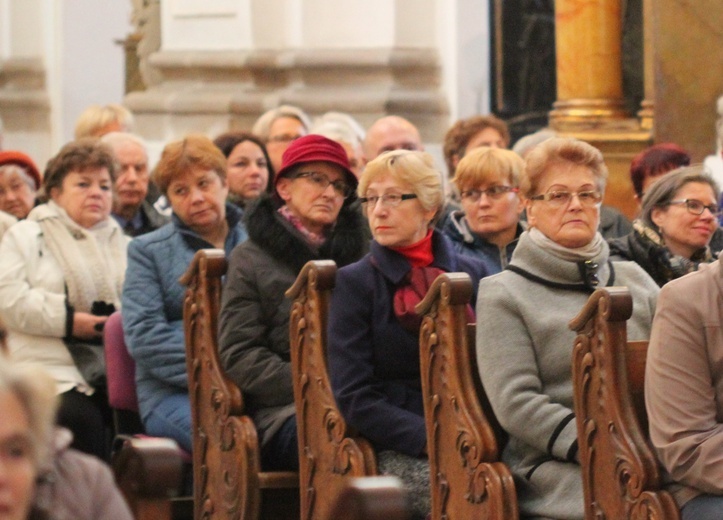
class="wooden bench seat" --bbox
[416,272,519,520]
[569,287,680,520]
[286,260,377,520]
[181,249,299,520]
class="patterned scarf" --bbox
[277,204,327,247]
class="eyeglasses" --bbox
[268,133,302,144]
[460,185,519,203]
[294,171,352,198]
[667,199,721,216]
[529,190,603,207]
[359,193,418,209]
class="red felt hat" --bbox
[0,150,42,190]
[274,134,357,193]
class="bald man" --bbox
[362,115,424,163]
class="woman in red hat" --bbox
[0,150,42,227]
[218,134,368,471]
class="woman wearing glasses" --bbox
[218,135,367,471]
[476,137,659,519]
[443,146,526,274]
[609,165,720,286]
[327,150,488,519]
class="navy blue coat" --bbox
[327,231,487,456]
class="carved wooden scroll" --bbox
[416,272,519,520]
[569,287,680,520]
[181,249,298,520]
[286,260,377,520]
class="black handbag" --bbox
[64,300,116,388]
[64,337,106,388]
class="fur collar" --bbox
[244,194,368,273]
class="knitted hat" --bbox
[0,151,42,190]
[274,134,357,193]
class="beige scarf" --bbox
[28,201,127,312]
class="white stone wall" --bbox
[0,0,492,169]
[0,0,130,167]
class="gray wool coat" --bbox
[476,231,659,520]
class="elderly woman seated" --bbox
[122,135,248,453]
[476,137,659,519]
[0,320,133,520]
[443,146,526,274]
[0,150,42,224]
[608,166,720,286]
[0,139,126,460]
[327,150,488,519]
[218,135,368,472]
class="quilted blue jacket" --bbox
[122,204,247,423]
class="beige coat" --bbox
[646,259,723,507]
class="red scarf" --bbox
[390,230,444,331]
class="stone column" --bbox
[637,0,654,130]
[550,0,628,126]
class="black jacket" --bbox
[217,194,368,445]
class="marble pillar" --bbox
[550,0,628,125]
[652,0,723,161]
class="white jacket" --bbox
[0,210,127,394]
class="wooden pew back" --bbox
[181,249,299,520]
[286,260,377,520]
[416,272,519,520]
[569,287,680,520]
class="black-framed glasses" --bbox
[529,190,603,207]
[667,199,720,216]
[359,193,418,209]
[294,171,352,198]
[460,185,519,203]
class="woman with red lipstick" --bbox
[476,137,659,519]
[0,140,126,461]
[609,165,720,286]
[327,150,488,519]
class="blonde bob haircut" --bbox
[153,134,227,195]
[453,146,525,192]
[74,103,134,139]
[522,137,608,198]
[0,357,57,468]
[358,149,444,215]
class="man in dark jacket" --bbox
[102,132,169,237]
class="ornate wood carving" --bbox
[286,260,377,520]
[181,249,298,520]
[416,273,519,520]
[569,287,680,520]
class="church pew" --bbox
[111,436,187,520]
[286,260,378,520]
[180,249,299,520]
[569,287,680,520]
[415,272,519,520]
[324,476,410,520]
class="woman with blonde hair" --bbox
[476,137,659,519]
[327,150,487,519]
[74,103,134,139]
[444,146,526,273]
